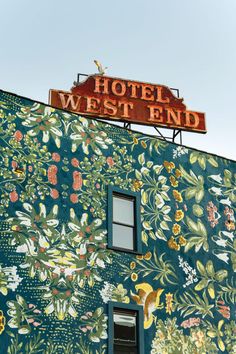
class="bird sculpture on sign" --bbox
[94,60,108,75]
[72,60,108,88]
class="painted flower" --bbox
[169,176,178,187]
[175,209,184,222]
[70,118,113,155]
[9,190,18,202]
[0,265,22,295]
[50,188,59,199]
[71,158,80,167]
[14,130,23,141]
[173,190,183,202]
[130,261,136,270]
[163,161,175,173]
[18,104,63,148]
[52,152,61,162]
[0,310,6,335]
[73,171,83,191]
[172,223,181,235]
[131,273,138,282]
[132,180,143,191]
[191,330,205,348]
[165,293,173,315]
[70,193,79,203]
[106,156,115,166]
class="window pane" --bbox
[113,195,134,226]
[112,223,134,250]
[114,311,136,344]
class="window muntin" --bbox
[107,186,142,255]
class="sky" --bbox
[0,0,235,161]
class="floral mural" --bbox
[0,89,235,353]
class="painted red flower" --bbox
[73,171,82,190]
[50,189,59,199]
[52,153,61,162]
[106,156,114,166]
[11,161,18,169]
[14,130,23,141]
[10,190,18,202]
[70,193,78,203]
[47,165,58,185]
[71,158,80,167]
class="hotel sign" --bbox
[49,75,206,133]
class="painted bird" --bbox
[94,60,108,75]
[131,283,164,329]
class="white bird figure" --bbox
[94,60,108,75]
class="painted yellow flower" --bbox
[131,273,138,282]
[136,255,144,260]
[172,223,181,235]
[173,190,183,202]
[133,180,143,191]
[192,330,205,348]
[130,261,136,270]
[167,237,180,251]
[169,176,178,187]
[175,209,184,222]
[0,310,6,335]
[179,235,187,246]
[165,293,174,315]
[144,251,152,260]
[133,137,138,145]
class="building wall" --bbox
[0,90,235,353]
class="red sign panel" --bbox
[49,75,206,133]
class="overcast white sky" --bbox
[0,0,235,160]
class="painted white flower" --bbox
[209,174,222,183]
[209,187,222,196]
[221,231,234,241]
[214,239,227,247]
[215,252,229,263]
[220,198,231,206]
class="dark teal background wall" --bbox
[0,90,235,353]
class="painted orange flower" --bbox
[169,176,178,187]
[163,161,175,173]
[175,169,182,178]
[173,190,183,202]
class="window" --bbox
[108,302,144,354]
[107,186,142,253]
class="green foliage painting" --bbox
[0,90,235,353]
